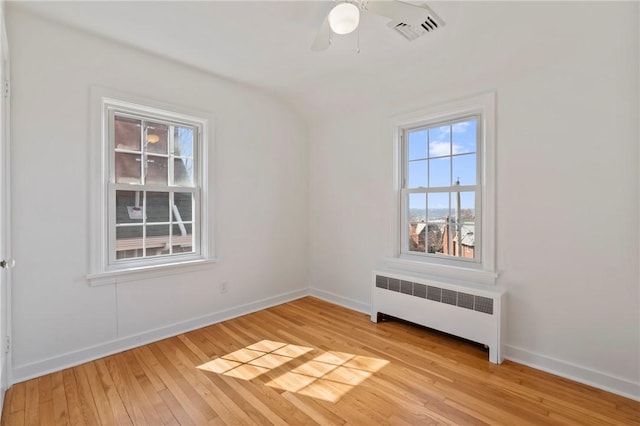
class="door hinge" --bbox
[3,80,9,98]
[4,336,9,353]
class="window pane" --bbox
[452,119,476,155]
[429,125,450,158]
[116,225,143,240]
[429,157,450,187]
[455,191,476,221]
[408,193,426,223]
[426,193,448,255]
[427,193,449,221]
[407,160,427,188]
[115,152,141,184]
[443,191,476,260]
[172,224,194,254]
[116,225,143,260]
[172,223,192,237]
[408,193,426,253]
[145,156,168,185]
[146,192,170,223]
[458,190,476,259]
[145,122,168,155]
[116,191,144,224]
[114,116,141,151]
[175,127,194,156]
[408,129,427,161]
[145,225,170,257]
[174,158,194,187]
[173,192,193,222]
[426,223,444,254]
[452,154,476,186]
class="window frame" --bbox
[88,88,214,286]
[389,93,497,285]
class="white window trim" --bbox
[88,87,215,286]
[387,92,497,286]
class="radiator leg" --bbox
[371,312,385,323]
[488,342,503,364]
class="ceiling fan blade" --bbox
[366,0,432,27]
[311,15,331,51]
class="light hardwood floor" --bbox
[1,297,638,425]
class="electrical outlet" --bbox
[220,281,228,294]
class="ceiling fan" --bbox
[311,0,444,51]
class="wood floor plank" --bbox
[2,297,638,426]
[23,379,40,426]
[156,388,197,426]
[71,363,101,426]
[37,374,55,426]
[143,343,216,425]
[62,369,84,426]
[7,378,26,426]
[50,371,70,426]
[1,386,12,424]
[80,362,116,425]
[103,355,145,425]
[121,350,179,426]
[107,353,165,426]
[130,348,196,426]
[93,359,133,426]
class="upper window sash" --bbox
[108,110,199,189]
[401,114,481,190]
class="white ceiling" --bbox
[10,1,566,124]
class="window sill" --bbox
[381,256,498,287]
[87,258,216,287]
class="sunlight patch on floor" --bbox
[197,340,389,403]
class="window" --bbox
[403,116,480,262]
[89,89,213,284]
[393,93,496,282]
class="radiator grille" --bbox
[375,275,494,315]
[427,285,441,302]
[414,283,427,298]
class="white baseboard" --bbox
[11,288,308,384]
[505,344,640,401]
[308,287,370,315]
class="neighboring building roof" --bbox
[453,223,475,247]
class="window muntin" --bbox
[109,109,201,266]
[402,116,481,263]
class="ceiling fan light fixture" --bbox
[328,2,360,35]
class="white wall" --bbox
[7,7,308,381]
[309,2,640,399]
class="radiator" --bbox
[371,270,506,363]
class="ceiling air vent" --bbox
[389,4,445,41]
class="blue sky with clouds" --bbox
[407,118,477,212]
